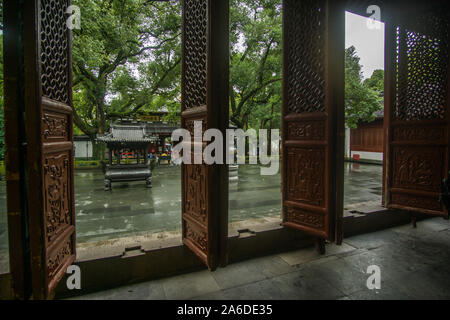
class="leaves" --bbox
[0,1,386,156]
[345,46,383,129]
[229,0,282,130]
[72,0,181,137]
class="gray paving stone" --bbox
[162,270,221,300]
[279,243,356,266]
[301,257,369,296]
[211,261,268,290]
[268,269,346,300]
[69,280,166,300]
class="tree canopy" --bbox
[229,0,282,130]
[71,0,181,142]
[345,46,383,129]
[0,1,387,161]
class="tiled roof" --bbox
[145,123,179,135]
[97,123,157,143]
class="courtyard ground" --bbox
[0,162,383,274]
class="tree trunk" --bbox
[92,140,105,161]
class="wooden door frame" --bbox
[3,0,31,300]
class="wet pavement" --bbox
[0,162,382,274]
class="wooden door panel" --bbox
[282,0,344,242]
[24,0,76,299]
[385,6,449,217]
[181,0,229,270]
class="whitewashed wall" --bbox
[74,140,93,158]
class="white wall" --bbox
[350,151,383,162]
[345,127,383,161]
[74,140,93,158]
[345,127,351,158]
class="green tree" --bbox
[364,69,384,93]
[72,0,181,158]
[345,46,383,129]
[229,0,282,130]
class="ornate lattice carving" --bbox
[286,148,325,206]
[40,0,70,104]
[392,147,443,192]
[185,164,207,224]
[287,121,325,140]
[183,0,207,109]
[395,15,449,120]
[44,152,72,244]
[285,207,324,229]
[284,0,326,114]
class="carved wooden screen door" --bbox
[282,0,345,243]
[181,0,229,270]
[23,0,76,299]
[384,2,450,218]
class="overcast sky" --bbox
[345,11,385,80]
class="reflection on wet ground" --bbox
[72,162,382,243]
[0,162,382,272]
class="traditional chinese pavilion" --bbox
[97,121,158,191]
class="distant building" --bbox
[345,109,384,162]
[73,108,180,159]
[98,119,179,156]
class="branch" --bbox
[236,78,281,116]
[100,33,181,77]
[72,105,96,138]
[107,57,181,118]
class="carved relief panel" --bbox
[43,151,72,244]
[392,147,444,193]
[184,164,207,225]
[286,148,325,207]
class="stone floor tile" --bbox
[162,270,221,300]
